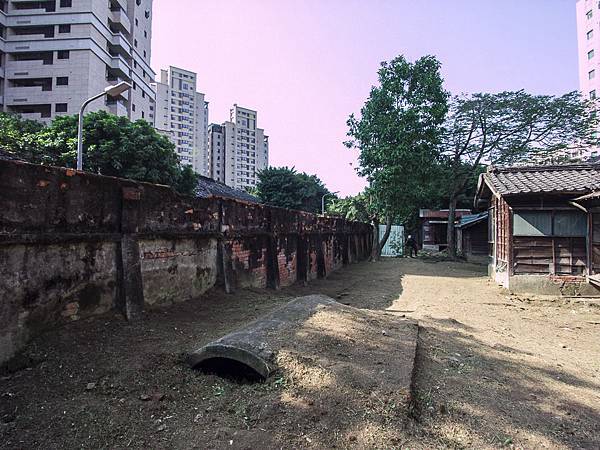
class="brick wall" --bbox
[0,159,373,364]
[276,235,297,287]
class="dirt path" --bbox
[1,258,599,449]
[388,258,600,449]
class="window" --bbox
[513,212,551,236]
[58,24,71,33]
[56,77,68,86]
[60,0,72,6]
[57,50,70,59]
[513,211,586,237]
[55,103,67,112]
[588,10,594,19]
[132,104,136,111]
[590,69,596,80]
[591,90,597,100]
[554,212,587,236]
[589,49,595,60]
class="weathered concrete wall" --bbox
[0,159,373,364]
[0,241,117,363]
[508,274,600,297]
[139,237,219,306]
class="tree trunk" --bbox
[371,215,393,261]
[446,196,458,259]
[379,215,393,252]
[370,217,380,261]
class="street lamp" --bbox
[77,81,132,170]
[321,191,340,215]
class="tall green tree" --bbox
[0,113,44,161]
[328,192,373,223]
[441,91,599,257]
[2,111,199,195]
[345,55,449,259]
[255,166,332,213]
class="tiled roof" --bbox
[482,164,600,196]
[0,149,20,161]
[195,175,260,203]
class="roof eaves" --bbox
[474,172,499,208]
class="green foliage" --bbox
[0,111,198,195]
[328,192,373,223]
[442,91,599,171]
[440,90,600,256]
[255,166,332,213]
[0,113,44,161]
[345,55,449,227]
[175,165,202,196]
[346,55,599,258]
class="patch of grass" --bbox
[212,384,225,397]
[273,376,288,389]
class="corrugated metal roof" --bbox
[457,212,488,229]
[419,209,472,218]
[483,164,600,196]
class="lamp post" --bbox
[321,191,339,215]
[77,81,132,170]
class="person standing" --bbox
[405,235,418,258]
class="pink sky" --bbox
[152,0,578,196]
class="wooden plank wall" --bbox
[464,221,488,256]
[495,197,510,263]
[592,213,600,275]
[513,236,586,275]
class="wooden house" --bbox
[419,208,472,252]
[474,164,600,295]
[456,212,488,264]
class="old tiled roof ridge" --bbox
[0,149,20,161]
[488,163,600,174]
[483,163,600,196]
[195,175,261,204]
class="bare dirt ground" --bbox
[1,258,600,449]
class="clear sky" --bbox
[151,0,579,196]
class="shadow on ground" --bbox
[1,258,598,449]
[411,318,600,448]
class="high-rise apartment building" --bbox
[576,0,600,160]
[207,123,225,183]
[208,104,269,190]
[0,0,156,123]
[153,66,209,175]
